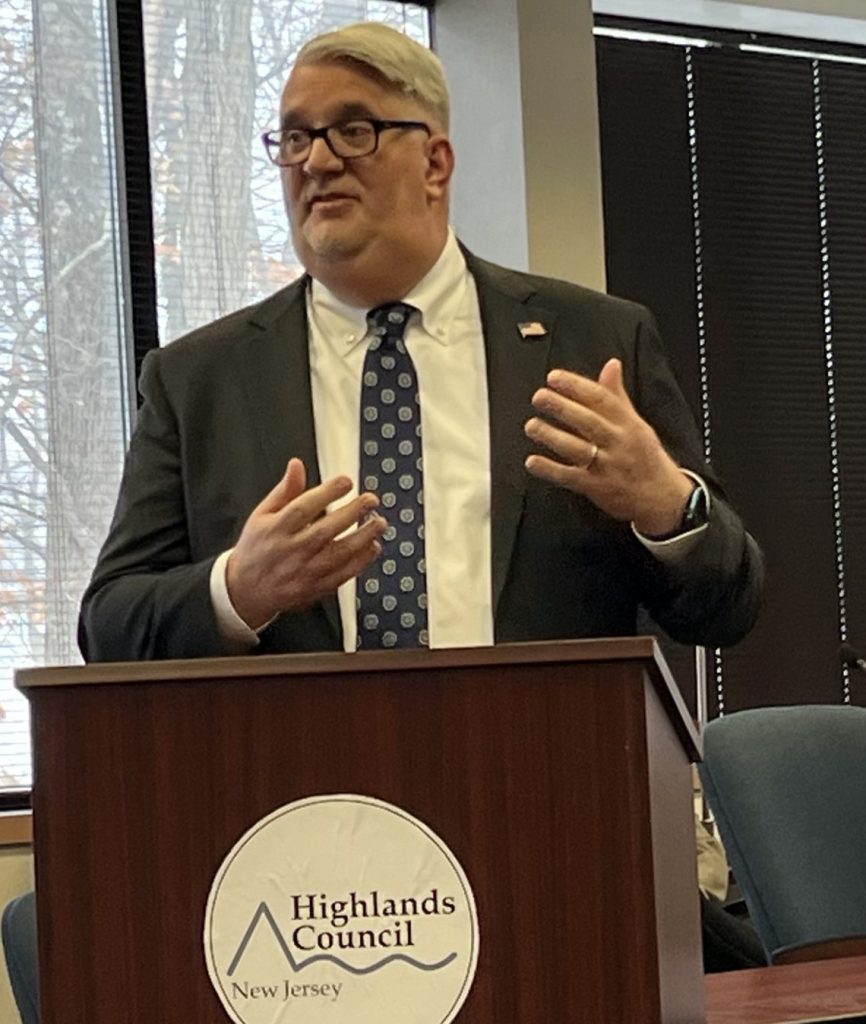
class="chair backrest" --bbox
[699,704,866,963]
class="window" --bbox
[142,0,430,342]
[0,0,430,796]
[0,0,130,791]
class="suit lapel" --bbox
[238,277,320,486]
[466,253,557,618]
[233,254,558,642]
[234,277,341,641]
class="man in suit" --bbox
[7,28,762,1023]
[78,21,762,662]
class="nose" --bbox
[302,135,345,176]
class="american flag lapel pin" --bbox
[518,321,547,340]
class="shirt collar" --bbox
[308,229,469,352]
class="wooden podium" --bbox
[17,637,703,1023]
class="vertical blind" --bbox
[596,23,866,715]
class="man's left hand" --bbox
[525,358,694,536]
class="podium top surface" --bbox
[16,637,700,760]
[17,636,661,688]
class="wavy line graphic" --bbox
[226,902,458,977]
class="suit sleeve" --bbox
[78,351,228,661]
[625,312,764,648]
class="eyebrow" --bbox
[280,102,379,130]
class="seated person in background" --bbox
[697,813,767,971]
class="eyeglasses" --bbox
[261,118,431,167]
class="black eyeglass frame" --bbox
[261,118,431,167]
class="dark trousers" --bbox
[701,892,768,972]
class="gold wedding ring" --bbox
[585,443,599,470]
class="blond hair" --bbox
[296,22,450,132]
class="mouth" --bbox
[307,193,357,213]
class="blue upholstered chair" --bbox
[699,705,866,965]
[2,891,38,1024]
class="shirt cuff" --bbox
[632,470,711,563]
[209,549,262,652]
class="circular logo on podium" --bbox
[204,795,479,1024]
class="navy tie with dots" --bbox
[357,302,428,649]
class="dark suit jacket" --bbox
[78,252,763,661]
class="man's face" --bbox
[279,60,447,283]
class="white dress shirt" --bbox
[212,232,493,652]
[210,231,708,652]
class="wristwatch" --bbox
[649,482,709,541]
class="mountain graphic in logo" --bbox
[228,902,458,976]
[204,794,479,1024]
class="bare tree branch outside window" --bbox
[0,1,429,790]
[144,0,429,342]
[0,0,127,788]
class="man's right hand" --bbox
[226,457,386,630]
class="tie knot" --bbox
[366,302,416,343]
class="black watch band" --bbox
[647,483,708,541]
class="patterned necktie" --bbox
[356,303,428,649]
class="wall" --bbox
[593,0,866,45]
[432,0,528,272]
[719,0,866,19]
[436,0,607,290]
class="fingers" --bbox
[524,359,692,527]
[299,491,382,556]
[274,513,387,612]
[274,472,355,532]
[265,470,386,569]
[525,453,587,491]
[544,366,619,416]
[530,386,610,446]
[228,458,391,627]
[527,363,619,466]
[285,456,307,497]
[597,357,626,397]
[312,515,387,594]
[255,457,309,516]
[529,361,632,446]
[525,416,598,470]
[259,459,379,537]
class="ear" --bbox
[424,134,455,200]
